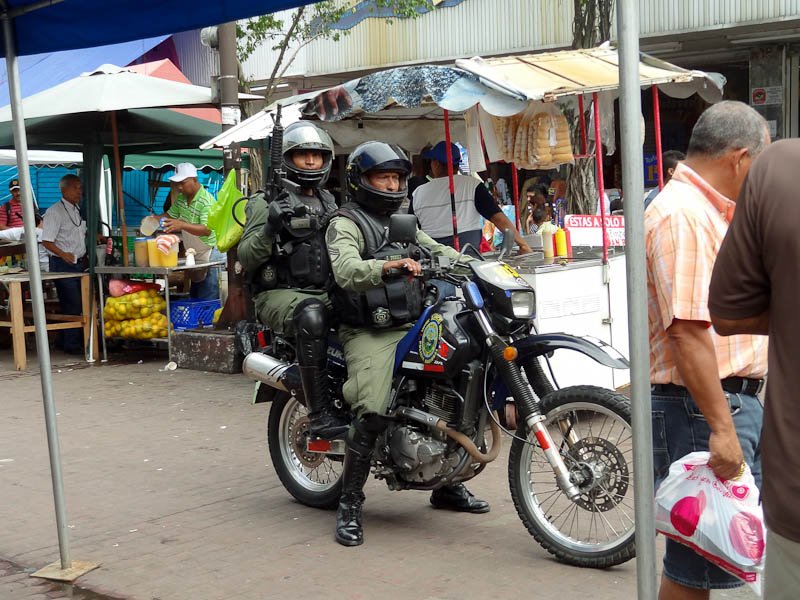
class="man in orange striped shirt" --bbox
[645,100,769,599]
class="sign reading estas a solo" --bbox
[564,214,625,247]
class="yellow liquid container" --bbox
[555,228,568,257]
[147,239,178,268]
[134,238,150,267]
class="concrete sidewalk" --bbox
[0,351,757,600]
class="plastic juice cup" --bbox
[134,237,150,267]
[161,244,178,267]
[146,239,161,267]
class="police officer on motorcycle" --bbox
[239,121,348,439]
[326,141,490,547]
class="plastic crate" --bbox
[169,299,221,331]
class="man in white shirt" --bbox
[41,174,86,354]
[410,141,531,255]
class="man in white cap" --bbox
[155,162,221,300]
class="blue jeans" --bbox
[651,385,763,590]
[49,255,84,351]
[190,249,225,301]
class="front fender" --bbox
[516,333,630,370]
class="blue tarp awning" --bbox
[0,1,310,57]
[0,36,168,106]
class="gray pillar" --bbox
[617,0,657,598]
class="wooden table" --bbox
[0,271,97,370]
[0,241,25,258]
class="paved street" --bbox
[0,350,757,599]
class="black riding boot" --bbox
[430,483,490,514]
[335,418,383,547]
[299,364,347,439]
[294,299,348,439]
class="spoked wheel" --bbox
[509,385,635,568]
[267,394,343,509]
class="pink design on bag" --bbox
[670,490,706,537]
[729,512,765,561]
[730,485,749,500]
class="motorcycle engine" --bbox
[388,426,450,483]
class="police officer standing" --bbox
[326,142,489,547]
[238,121,347,439]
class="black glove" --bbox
[263,193,293,236]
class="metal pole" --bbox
[510,162,520,231]
[617,1,657,597]
[1,11,72,570]
[442,109,460,251]
[216,21,251,327]
[591,92,609,262]
[652,86,664,190]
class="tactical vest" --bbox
[330,202,424,329]
[256,189,337,291]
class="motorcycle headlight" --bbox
[510,290,536,319]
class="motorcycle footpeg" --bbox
[306,437,346,455]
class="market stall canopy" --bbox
[201,51,723,171]
[201,65,529,165]
[0,149,82,166]
[127,60,222,124]
[0,64,259,152]
[0,0,313,57]
[0,64,259,120]
[455,44,725,104]
[124,148,250,172]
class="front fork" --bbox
[473,309,581,500]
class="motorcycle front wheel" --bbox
[509,385,635,568]
[267,394,343,509]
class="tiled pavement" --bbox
[0,349,758,600]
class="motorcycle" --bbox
[243,215,635,568]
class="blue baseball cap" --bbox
[422,141,460,165]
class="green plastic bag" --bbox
[207,170,246,252]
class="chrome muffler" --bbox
[242,352,302,393]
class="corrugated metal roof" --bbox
[456,45,724,102]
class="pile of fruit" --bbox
[103,289,170,340]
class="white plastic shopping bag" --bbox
[654,451,765,595]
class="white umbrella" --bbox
[0,64,259,120]
[0,63,259,264]
[0,149,82,165]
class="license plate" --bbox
[306,438,346,455]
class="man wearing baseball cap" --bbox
[0,178,24,230]
[154,163,222,300]
[410,141,531,255]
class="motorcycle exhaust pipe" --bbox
[242,352,302,394]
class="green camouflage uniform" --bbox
[326,215,464,416]
[238,192,331,336]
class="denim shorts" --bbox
[651,385,763,590]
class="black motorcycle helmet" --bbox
[346,142,412,215]
[282,121,335,188]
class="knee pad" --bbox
[293,298,329,339]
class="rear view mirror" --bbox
[389,214,418,244]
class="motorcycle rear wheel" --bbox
[267,394,343,509]
[509,385,635,568]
